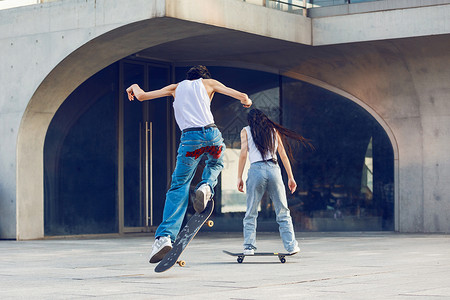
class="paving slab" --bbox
[0,232,449,299]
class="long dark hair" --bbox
[247,109,313,161]
[186,65,212,80]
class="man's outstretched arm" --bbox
[204,79,252,107]
[126,83,178,101]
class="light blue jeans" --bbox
[155,127,225,242]
[243,161,299,252]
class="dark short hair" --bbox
[186,65,212,80]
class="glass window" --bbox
[173,66,394,232]
[122,61,171,229]
[44,63,394,235]
[281,77,394,231]
[174,66,281,230]
[44,64,119,235]
[123,62,146,227]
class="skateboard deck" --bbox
[223,250,296,264]
[155,200,214,273]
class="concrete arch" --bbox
[16,18,234,239]
[283,71,399,161]
[17,18,413,238]
[16,13,311,239]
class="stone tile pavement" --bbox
[1,232,449,299]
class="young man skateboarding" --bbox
[126,65,252,263]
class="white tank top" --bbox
[173,78,215,131]
[244,126,278,164]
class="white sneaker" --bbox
[243,247,254,255]
[289,245,300,255]
[149,236,172,263]
[194,184,211,213]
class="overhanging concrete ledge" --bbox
[311,1,450,45]
[165,0,312,45]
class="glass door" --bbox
[121,61,147,231]
[120,60,171,233]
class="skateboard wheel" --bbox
[207,220,214,227]
[178,260,186,267]
[237,256,244,263]
[280,257,286,264]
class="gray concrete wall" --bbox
[311,2,450,45]
[282,36,450,232]
[304,1,450,232]
[402,37,450,232]
[309,0,450,18]
[1,0,449,238]
[0,0,166,239]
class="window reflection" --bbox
[282,78,394,231]
[44,64,119,235]
[176,66,394,232]
[221,87,281,213]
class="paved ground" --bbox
[1,232,449,299]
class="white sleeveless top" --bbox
[244,126,278,164]
[173,78,214,131]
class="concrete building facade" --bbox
[1,0,449,239]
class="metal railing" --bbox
[309,0,381,7]
[243,0,382,15]
[266,0,306,15]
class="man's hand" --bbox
[126,85,136,101]
[241,96,252,108]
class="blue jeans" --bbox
[155,127,225,241]
[243,161,299,252]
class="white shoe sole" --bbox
[194,189,209,213]
[149,245,172,264]
[289,249,300,255]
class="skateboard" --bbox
[154,200,214,273]
[223,250,296,264]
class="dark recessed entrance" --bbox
[44,61,394,236]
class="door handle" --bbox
[145,121,153,227]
